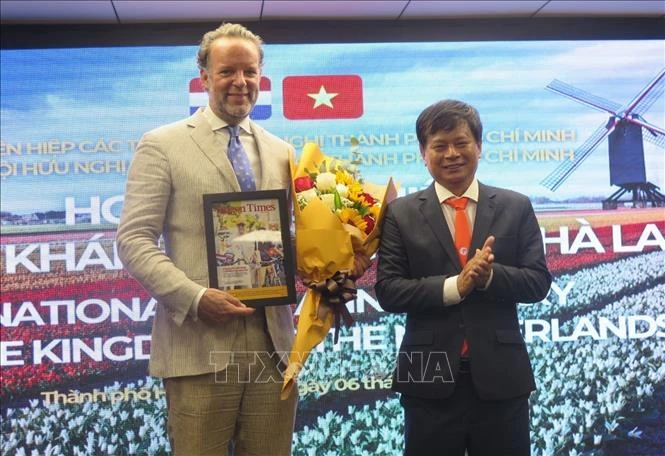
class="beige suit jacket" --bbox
[117,109,295,378]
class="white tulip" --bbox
[297,188,319,206]
[316,172,337,191]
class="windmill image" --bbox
[541,68,665,209]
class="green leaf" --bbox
[334,190,343,210]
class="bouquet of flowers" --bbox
[281,142,397,399]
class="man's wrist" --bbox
[189,288,207,321]
[443,276,463,306]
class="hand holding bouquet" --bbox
[281,143,396,399]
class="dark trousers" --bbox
[400,371,531,456]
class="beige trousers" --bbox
[164,311,298,455]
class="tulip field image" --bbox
[1,39,663,454]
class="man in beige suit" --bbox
[116,23,297,455]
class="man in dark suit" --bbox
[375,99,552,455]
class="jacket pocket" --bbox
[402,330,434,346]
[496,329,525,345]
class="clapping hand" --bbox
[457,235,495,297]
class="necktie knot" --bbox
[444,196,468,211]
[228,125,241,144]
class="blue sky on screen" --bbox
[1,40,663,213]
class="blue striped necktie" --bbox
[227,125,256,191]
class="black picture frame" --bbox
[203,189,296,307]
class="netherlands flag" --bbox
[188,77,272,120]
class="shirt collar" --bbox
[203,104,252,135]
[435,178,479,204]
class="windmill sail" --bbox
[622,69,664,117]
[541,68,665,192]
[540,123,614,191]
[546,79,621,115]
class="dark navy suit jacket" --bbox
[375,182,552,400]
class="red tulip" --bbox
[363,215,375,234]
[294,176,315,192]
[362,193,376,205]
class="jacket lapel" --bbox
[419,184,460,269]
[188,110,241,191]
[471,182,496,253]
[251,121,269,190]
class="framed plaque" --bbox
[203,189,296,307]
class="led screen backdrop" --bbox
[1,39,664,455]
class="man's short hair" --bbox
[197,22,264,70]
[416,99,483,146]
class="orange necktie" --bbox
[444,197,471,267]
[444,196,471,356]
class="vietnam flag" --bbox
[282,75,363,120]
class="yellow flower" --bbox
[346,182,364,202]
[335,169,357,187]
[338,207,367,233]
[369,204,381,219]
